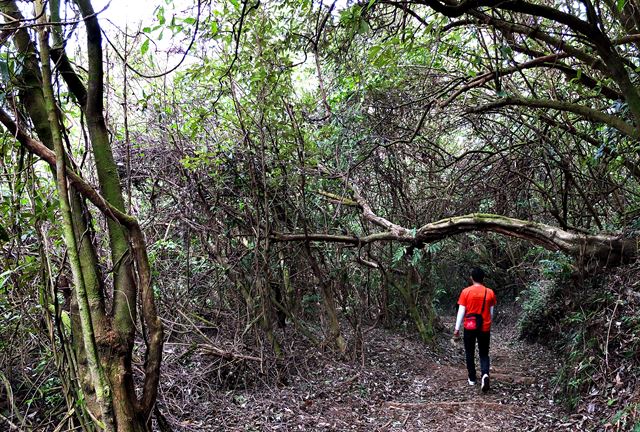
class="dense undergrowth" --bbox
[518,258,640,430]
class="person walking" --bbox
[453,268,497,392]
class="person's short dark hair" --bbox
[471,267,485,283]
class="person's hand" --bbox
[453,329,460,340]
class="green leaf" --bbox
[184,17,196,25]
[229,0,240,11]
[368,45,382,60]
[61,311,71,332]
[410,249,422,265]
[617,0,626,12]
[392,245,407,263]
[499,45,512,58]
[47,304,70,331]
[156,6,165,25]
[140,39,150,56]
[373,50,391,67]
[427,241,443,254]
[357,19,370,35]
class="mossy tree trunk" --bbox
[35,3,115,429]
[0,1,163,430]
[274,213,639,271]
[391,265,435,344]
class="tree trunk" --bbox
[393,266,434,343]
[303,244,347,353]
[0,1,164,430]
[35,2,115,428]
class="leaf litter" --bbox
[156,315,582,431]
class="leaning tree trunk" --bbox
[274,210,638,271]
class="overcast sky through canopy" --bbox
[95,0,161,27]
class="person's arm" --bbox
[454,305,466,337]
[490,291,497,320]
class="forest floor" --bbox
[159,313,603,431]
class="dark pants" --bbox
[463,329,490,381]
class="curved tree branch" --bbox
[386,0,640,124]
[273,212,638,268]
[467,96,639,138]
[278,166,639,268]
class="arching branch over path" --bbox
[274,180,638,269]
[414,214,637,268]
[274,213,638,268]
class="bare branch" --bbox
[467,96,639,138]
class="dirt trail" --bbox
[164,317,573,431]
[372,318,566,431]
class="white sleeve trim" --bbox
[455,305,466,331]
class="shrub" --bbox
[516,253,572,340]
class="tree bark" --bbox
[0,0,164,429]
[304,243,347,353]
[34,1,114,428]
[274,212,637,270]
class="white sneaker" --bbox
[481,374,490,392]
[468,378,476,385]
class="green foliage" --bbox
[548,269,640,416]
[339,5,371,37]
[538,254,573,279]
[392,245,407,264]
[617,0,627,12]
[302,293,320,315]
[552,311,599,409]
[609,403,640,430]
[26,368,64,409]
[516,280,562,339]
[140,39,150,56]
[516,253,572,340]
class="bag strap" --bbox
[481,287,487,313]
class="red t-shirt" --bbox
[458,283,497,332]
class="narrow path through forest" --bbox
[373,318,565,431]
[163,315,586,431]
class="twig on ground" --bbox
[199,344,261,362]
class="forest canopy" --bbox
[1,0,640,430]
